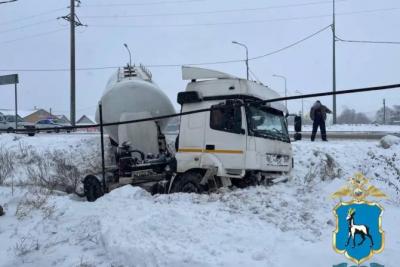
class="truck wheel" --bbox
[7,127,13,133]
[84,176,104,202]
[171,172,205,193]
[28,132,35,137]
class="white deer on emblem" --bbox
[345,208,374,248]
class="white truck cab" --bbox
[175,66,292,187]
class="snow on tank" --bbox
[96,64,175,145]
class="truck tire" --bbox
[84,176,104,202]
[171,172,205,193]
[7,127,13,133]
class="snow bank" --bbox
[379,135,400,149]
[0,133,113,193]
[0,134,400,266]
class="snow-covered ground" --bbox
[0,133,399,266]
[289,123,400,132]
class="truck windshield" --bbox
[246,105,289,142]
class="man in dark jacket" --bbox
[310,100,332,141]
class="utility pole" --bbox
[70,0,76,127]
[295,90,304,117]
[59,0,86,126]
[383,99,386,124]
[332,0,337,124]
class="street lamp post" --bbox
[295,90,304,117]
[232,41,249,80]
[123,43,132,67]
[273,74,287,109]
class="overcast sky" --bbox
[0,0,399,121]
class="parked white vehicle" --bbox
[83,66,294,201]
[0,114,36,136]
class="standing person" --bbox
[310,100,332,141]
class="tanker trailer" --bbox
[95,64,175,154]
[83,66,294,202]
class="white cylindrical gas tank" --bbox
[96,67,175,145]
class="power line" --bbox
[82,0,205,8]
[87,7,400,29]
[248,68,262,84]
[336,36,400,45]
[0,28,67,44]
[0,18,56,34]
[249,25,331,60]
[81,0,346,19]
[2,6,397,46]
[0,24,330,71]
[1,7,66,26]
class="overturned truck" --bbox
[82,65,294,201]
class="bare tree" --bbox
[0,146,14,185]
[338,108,371,124]
[376,106,394,124]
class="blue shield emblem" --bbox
[333,201,384,264]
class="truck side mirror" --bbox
[294,115,302,141]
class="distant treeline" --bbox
[292,105,400,125]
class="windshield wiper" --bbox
[253,129,281,140]
[253,129,289,142]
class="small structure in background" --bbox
[0,109,50,123]
[76,115,97,132]
[53,114,70,124]
[22,109,53,123]
[0,108,72,124]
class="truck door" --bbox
[203,101,246,176]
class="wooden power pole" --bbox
[59,0,86,126]
[70,0,76,126]
[383,99,386,124]
[332,0,337,124]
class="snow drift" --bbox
[0,133,399,266]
